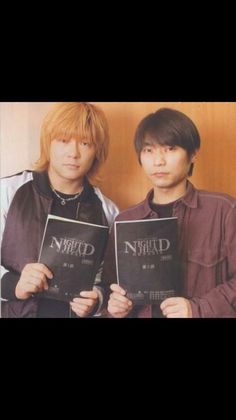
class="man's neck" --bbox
[153,180,188,205]
[48,171,84,195]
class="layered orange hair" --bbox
[34,102,109,180]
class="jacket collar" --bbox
[179,181,198,209]
[32,171,94,202]
[134,180,198,219]
[33,171,53,198]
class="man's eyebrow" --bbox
[143,139,153,146]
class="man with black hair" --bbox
[102,108,236,318]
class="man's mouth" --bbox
[151,172,168,176]
[64,164,80,169]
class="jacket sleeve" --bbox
[99,225,118,308]
[1,177,14,300]
[92,227,118,315]
[190,206,236,317]
[1,272,20,300]
[92,191,119,315]
[92,265,105,316]
[1,172,33,301]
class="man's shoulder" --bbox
[1,170,33,195]
[197,188,236,208]
[116,199,147,221]
[1,170,33,187]
[93,187,119,226]
[93,187,119,212]
[1,170,34,215]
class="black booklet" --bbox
[115,218,180,304]
[38,215,109,302]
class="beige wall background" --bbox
[1,102,236,210]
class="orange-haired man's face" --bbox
[48,137,96,184]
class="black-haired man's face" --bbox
[140,141,196,191]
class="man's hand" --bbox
[70,290,99,317]
[15,263,53,300]
[160,297,192,318]
[108,284,133,318]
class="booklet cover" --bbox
[38,214,109,302]
[115,218,180,304]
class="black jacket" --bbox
[1,171,118,317]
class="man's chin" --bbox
[62,171,83,181]
[153,180,171,188]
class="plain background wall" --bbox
[1,102,236,210]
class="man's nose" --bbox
[153,149,166,165]
[68,140,80,157]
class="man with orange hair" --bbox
[1,102,119,318]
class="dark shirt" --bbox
[37,191,83,318]
[150,201,175,219]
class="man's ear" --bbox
[191,149,199,163]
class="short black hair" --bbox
[134,108,201,176]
